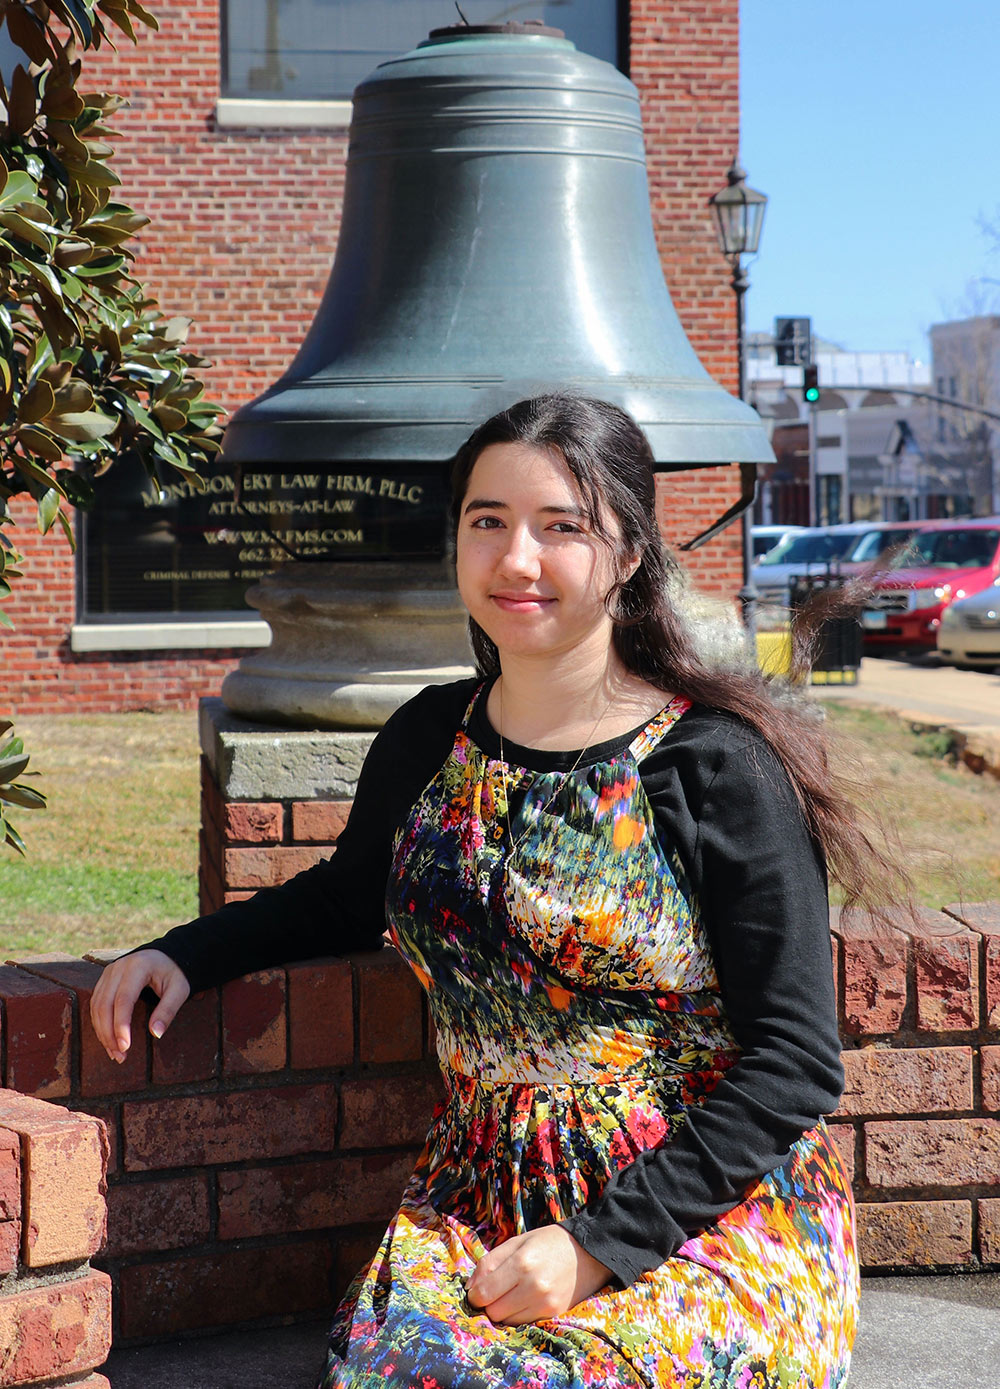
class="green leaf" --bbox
[4,819,27,855]
[54,237,95,268]
[53,381,95,413]
[0,170,38,209]
[5,4,54,66]
[0,754,30,781]
[124,395,165,438]
[0,737,24,760]
[56,508,75,549]
[20,257,64,301]
[59,157,122,189]
[152,403,187,432]
[129,1,160,30]
[103,7,136,41]
[15,426,65,464]
[6,65,38,137]
[19,378,56,425]
[12,447,66,486]
[0,783,47,810]
[0,210,54,251]
[37,487,61,533]
[74,254,126,278]
[49,409,118,442]
[55,0,96,46]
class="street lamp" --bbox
[709,157,768,633]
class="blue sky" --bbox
[740,0,1000,362]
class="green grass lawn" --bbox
[824,701,1000,910]
[2,702,998,959]
[2,712,199,957]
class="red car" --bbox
[862,519,1000,652]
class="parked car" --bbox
[840,521,926,570]
[862,520,1000,652]
[751,524,806,561]
[752,523,872,603]
[936,577,1000,669]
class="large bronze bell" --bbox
[220,23,771,728]
[225,22,770,497]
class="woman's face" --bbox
[455,441,629,665]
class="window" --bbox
[220,1,625,102]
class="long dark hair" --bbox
[450,392,902,917]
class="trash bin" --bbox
[788,575,863,685]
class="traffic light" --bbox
[803,365,820,404]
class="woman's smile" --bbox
[489,591,556,612]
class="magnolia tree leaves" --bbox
[0,0,226,850]
[0,717,45,852]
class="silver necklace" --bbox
[495,678,614,860]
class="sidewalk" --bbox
[809,655,1000,774]
[101,1275,1000,1388]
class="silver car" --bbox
[936,578,1000,669]
[752,524,871,603]
[751,524,806,561]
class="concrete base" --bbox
[221,560,474,730]
[200,697,376,801]
[101,1277,1000,1389]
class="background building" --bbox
[6,0,749,716]
[746,336,985,523]
[929,315,1000,518]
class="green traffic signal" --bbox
[803,365,820,403]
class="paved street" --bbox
[810,654,1000,730]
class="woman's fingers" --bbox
[477,1288,537,1326]
[465,1235,521,1308]
[466,1226,611,1325]
[148,964,190,1040]
[466,1230,561,1324]
[90,950,189,1061]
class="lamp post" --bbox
[710,157,768,635]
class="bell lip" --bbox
[224,374,775,470]
[222,408,776,472]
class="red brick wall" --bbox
[0,1090,111,1387]
[3,1,744,716]
[3,899,999,1344]
[1,947,441,1343]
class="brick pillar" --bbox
[0,1091,111,1388]
[197,697,374,912]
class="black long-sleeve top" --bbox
[144,678,844,1288]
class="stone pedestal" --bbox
[221,560,474,730]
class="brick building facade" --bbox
[5,0,745,716]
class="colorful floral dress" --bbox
[317,693,858,1388]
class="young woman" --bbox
[92,394,862,1389]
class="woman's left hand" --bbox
[465,1225,612,1325]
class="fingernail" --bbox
[150,1021,164,1039]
